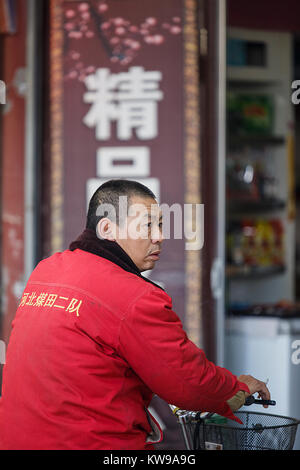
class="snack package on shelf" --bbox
[226,218,285,273]
[227,93,274,136]
[226,152,280,204]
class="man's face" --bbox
[116,196,163,272]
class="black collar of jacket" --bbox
[69,228,164,291]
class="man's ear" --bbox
[96,218,116,241]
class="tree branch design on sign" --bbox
[63,1,182,81]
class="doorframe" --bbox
[215,0,227,367]
[200,0,227,365]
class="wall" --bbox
[0,0,26,345]
[228,0,300,31]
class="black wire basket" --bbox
[193,411,300,450]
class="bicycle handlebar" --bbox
[244,395,276,406]
[169,395,276,419]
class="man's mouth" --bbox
[148,251,161,259]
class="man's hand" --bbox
[238,375,271,408]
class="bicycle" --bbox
[170,396,300,450]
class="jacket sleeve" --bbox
[117,286,250,422]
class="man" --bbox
[0,179,270,450]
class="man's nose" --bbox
[151,225,164,243]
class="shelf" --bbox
[227,78,281,88]
[227,198,286,213]
[227,302,300,319]
[227,308,300,319]
[226,264,286,280]
[227,134,285,148]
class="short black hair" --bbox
[86,179,157,232]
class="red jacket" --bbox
[0,248,249,450]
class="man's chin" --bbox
[140,261,156,273]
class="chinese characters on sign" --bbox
[19,291,82,317]
[83,66,163,204]
[83,66,163,140]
